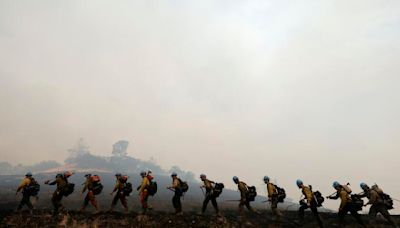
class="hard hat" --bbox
[232,176,239,182]
[25,172,32,177]
[200,174,206,178]
[171,172,177,177]
[332,181,341,188]
[360,182,368,189]
[296,179,303,187]
[263,176,270,182]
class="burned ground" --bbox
[1,209,399,227]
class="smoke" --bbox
[0,0,400,213]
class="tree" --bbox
[112,140,129,157]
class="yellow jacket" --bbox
[48,176,67,191]
[301,185,313,203]
[338,189,351,210]
[113,179,125,192]
[17,177,31,192]
[367,189,383,205]
[267,183,277,198]
[170,178,180,189]
[202,179,214,192]
[138,176,150,193]
[82,178,93,193]
[238,181,248,199]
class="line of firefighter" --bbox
[16,172,398,227]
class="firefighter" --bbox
[200,174,219,215]
[16,172,35,213]
[359,183,398,227]
[328,181,366,227]
[109,173,129,213]
[79,174,99,212]
[167,172,183,215]
[264,176,282,220]
[45,171,73,215]
[138,171,150,214]
[296,179,323,227]
[232,176,258,215]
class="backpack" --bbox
[25,178,40,196]
[123,182,133,196]
[90,175,103,195]
[382,194,394,210]
[371,184,384,194]
[178,179,189,193]
[212,183,224,198]
[371,184,393,210]
[274,185,286,203]
[92,181,103,195]
[313,191,325,207]
[147,181,158,196]
[62,183,75,197]
[246,186,257,201]
[351,194,364,211]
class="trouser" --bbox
[298,201,323,228]
[51,190,64,215]
[172,191,182,213]
[111,191,128,210]
[140,190,149,211]
[82,190,97,209]
[369,203,397,227]
[202,193,219,213]
[239,197,254,214]
[338,204,365,226]
[270,196,282,218]
[18,192,33,210]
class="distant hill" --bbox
[0,160,61,175]
[0,154,195,182]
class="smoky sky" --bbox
[1,0,400,212]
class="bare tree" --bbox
[112,140,129,157]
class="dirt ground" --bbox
[1,209,399,228]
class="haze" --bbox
[1,0,399,212]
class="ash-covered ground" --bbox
[1,209,399,227]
